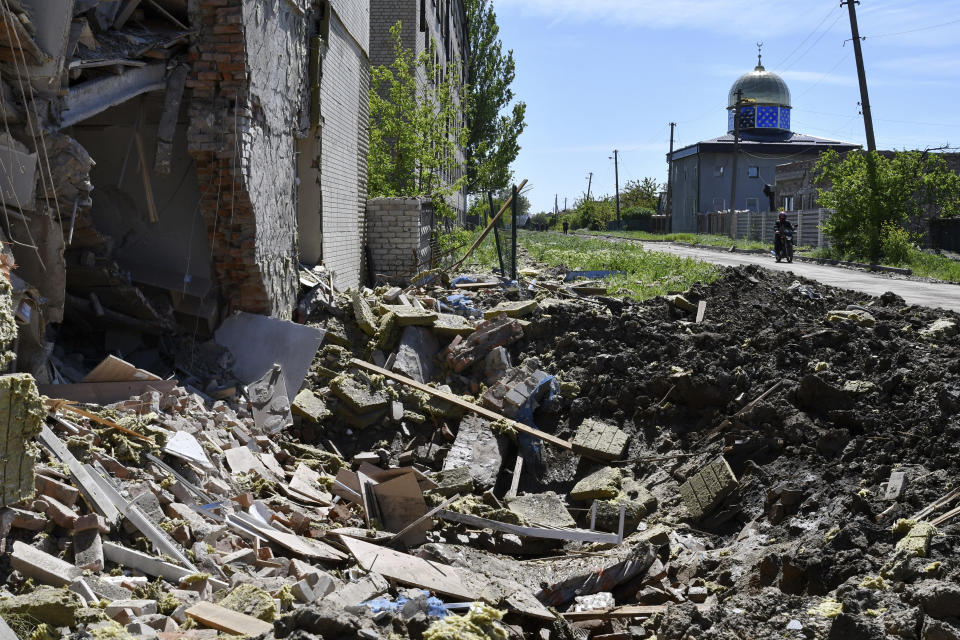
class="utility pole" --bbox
[729,89,743,214]
[843,0,876,151]
[611,150,621,228]
[586,173,593,200]
[667,122,676,216]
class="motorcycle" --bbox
[774,226,794,263]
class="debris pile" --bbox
[1,258,959,640]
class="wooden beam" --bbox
[436,509,622,544]
[449,179,528,272]
[562,604,710,621]
[350,359,573,451]
[388,493,460,546]
[38,381,177,405]
[114,0,144,28]
[185,602,273,636]
[134,132,158,223]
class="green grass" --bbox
[440,228,719,299]
[517,231,718,299]
[578,229,778,251]
[808,246,960,283]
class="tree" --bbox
[815,149,960,262]
[465,0,526,194]
[368,22,468,217]
[466,187,530,222]
[620,177,661,210]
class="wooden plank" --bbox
[388,493,460,546]
[225,513,346,561]
[84,354,162,382]
[371,472,429,546]
[134,132,158,223]
[351,359,573,451]
[449,178,528,272]
[507,455,523,499]
[114,0,144,29]
[38,380,177,405]
[695,300,707,324]
[455,282,500,290]
[37,426,121,525]
[338,534,476,600]
[562,604,709,621]
[47,401,153,442]
[436,510,621,544]
[185,601,273,637]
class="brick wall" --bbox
[366,197,433,279]
[187,0,308,318]
[317,2,369,290]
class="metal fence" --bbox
[722,209,833,249]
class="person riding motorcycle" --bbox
[773,212,793,258]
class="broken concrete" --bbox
[571,418,629,461]
[442,415,508,490]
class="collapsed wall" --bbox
[187,0,310,318]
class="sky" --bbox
[490,0,960,214]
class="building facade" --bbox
[0,0,370,379]
[667,55,859,233]
[369,0,469,215]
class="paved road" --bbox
[587,234,960,313]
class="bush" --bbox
[621,206,656,221]
[880,222,917,266]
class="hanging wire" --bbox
[1,0,63,228]
[771,3,839,72]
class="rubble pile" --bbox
[1,260,959,640]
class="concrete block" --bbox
[679,457,738,520]
[570,467,622,501]
[74,530,104,571]
[442,415,507,490]
[571,419,629,461]
[11,540,82,586]
[106,600,158,619]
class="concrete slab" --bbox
[506,491,576,528]
[484,299,538,319]
[570,467,622,501]
[379,304,438,326]
[442,415,507,490]
[392,326,439,383]
[215,312,325,403]
[0,374,44,506]
[292,388,330,422]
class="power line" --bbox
[771,4,838,71]
[865,17,960,40]
[792,50,853,101]
[778,12,846,73]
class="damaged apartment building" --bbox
[0,0,370,382]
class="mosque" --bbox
[666,50,860,233]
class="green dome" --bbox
[727,63,791,108]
